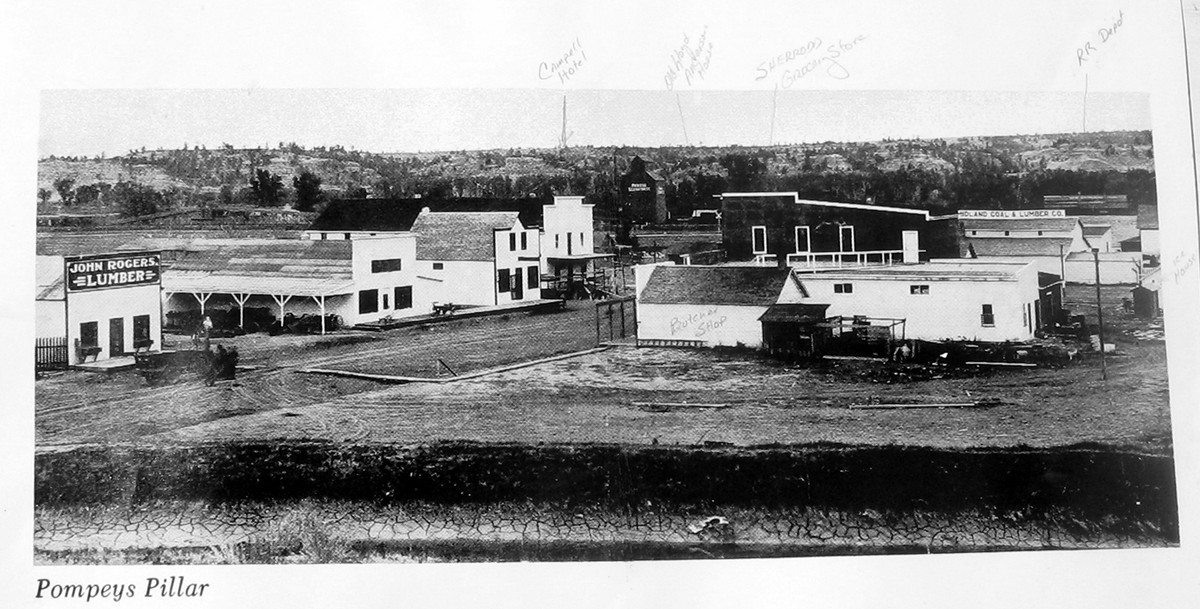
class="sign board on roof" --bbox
[959,209,1066,219]
[65,252,161,292]
[628,183,651,192]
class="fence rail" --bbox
[35,336,69,370]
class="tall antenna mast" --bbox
[558,95,573,149]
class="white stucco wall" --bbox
[350,235,420,323]
[66,283,163,362]
[797,270,1039,342]
[414,260,496,308]
[638,303,769,348]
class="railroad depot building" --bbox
[160,236,418,332]
[719,192,936,267]
[410,210,543,306]
[36,251,164,365]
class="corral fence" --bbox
[595,296,636,344]
[35,336,69,371]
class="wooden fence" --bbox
[35,336,69,371]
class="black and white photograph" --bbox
[4,1,1200,607]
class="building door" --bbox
[133,315,151,349]
[109,317,125,356]
[567,232,574,255]
[902,230,920,263]
[839,226,855,252]
[512,268,524,300]
[80,321,98,348]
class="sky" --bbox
[39,88,1151,158]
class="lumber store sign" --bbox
[65,253,161,292]
[959,209,1066,219]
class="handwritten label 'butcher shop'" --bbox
[66,254,161,292]
[669,307,728,338]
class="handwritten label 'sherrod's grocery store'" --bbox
[755,36,866,87]
[664,28,714,90]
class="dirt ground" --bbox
[36,286,1173,453]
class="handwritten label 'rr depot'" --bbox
[755,35,866,88]
[1076,10,1124,66]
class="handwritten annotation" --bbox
[1076,10,1124,66]
[1172,250,1196,285]
[756,36,866,87]
[664,28,714,90]
[539,38,587,85]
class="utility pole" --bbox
[1093,248,1107,380]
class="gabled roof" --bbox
[1138,205,1159,230]
[966,236,1075,257]
[960,217,1080,232]
[1082,224,1112,237]
[640,265,798,306]
[412,211,521,261]
[306,199,424,233]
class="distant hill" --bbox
[37,131,1154,219]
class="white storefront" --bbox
[36,252,164,363]
[412,211,543,307]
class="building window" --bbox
[432,262,444,270]
[981,304,995,327]
[497,268,511,292]
[839,225,855,252]
[910,285,929,295]
[752,226,768,254]
[1023,303,1028,328]
[555,234,560,249]
[395,286,413,309]
[509,233,517,251]
[344,233,351,240]
[1037,231,1044,236]
[1003,231,1010,236]
[970,230,977,236]
[371,258,404,273]
[80,321,98,348]
[580,232,584,247]
[794,226,811,253]
[527,266,539,291]
[359,289,379,314]
[521,232,528,250]
[321,233,327,240]
[383,293,390,309]
[834,283,853,294]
